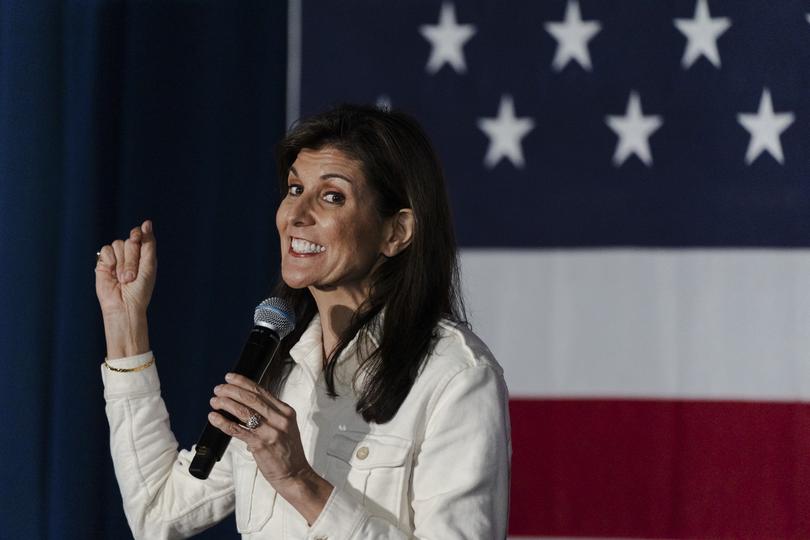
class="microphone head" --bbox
[254,297,296,339]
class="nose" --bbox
[284,192,316,228]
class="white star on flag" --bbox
[419,3,477,75]
[674,0,731,69]
[605,92,663,167]
[477,95,535,169]
[737,88,795,165]
[544,0,601,72]
[376,94,392,111]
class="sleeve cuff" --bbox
[101,350,161,399]
[307,485,367,540]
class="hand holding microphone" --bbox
[189,298,296,479]
[198,300,333,517]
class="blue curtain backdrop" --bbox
[0,2,287,538]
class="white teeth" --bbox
[291,238,326,254]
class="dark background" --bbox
[0,2,287,538]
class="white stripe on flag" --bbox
[461,249,810,401]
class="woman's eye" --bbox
[287,184,303,196]
[323,191,345,204]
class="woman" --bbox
[97,105,511,538]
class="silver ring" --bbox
[96,251,102,264]
[245,413,261,430]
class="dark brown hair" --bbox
[267,104,466,424]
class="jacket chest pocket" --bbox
[232,449,277,534]
[325,432,413,520]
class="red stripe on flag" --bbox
[508,398,810,538]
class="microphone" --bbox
[189,297,295,480]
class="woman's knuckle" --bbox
[278,404,294,418]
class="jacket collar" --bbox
[288,311,383,378]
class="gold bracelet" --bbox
[104,355,155,373]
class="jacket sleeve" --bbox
[102,352,235,539]
[306,363,512,539]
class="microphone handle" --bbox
[189,325,281,479]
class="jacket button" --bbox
[356,446,369,460]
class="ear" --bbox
[380,209,414,257]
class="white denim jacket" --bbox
[103,315,511,539]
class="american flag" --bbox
[291,1,810,537]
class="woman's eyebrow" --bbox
[321,173,353,183]
[288,166,353,183]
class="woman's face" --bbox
[276,147,387,298]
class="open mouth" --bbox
[290,237,326,255]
